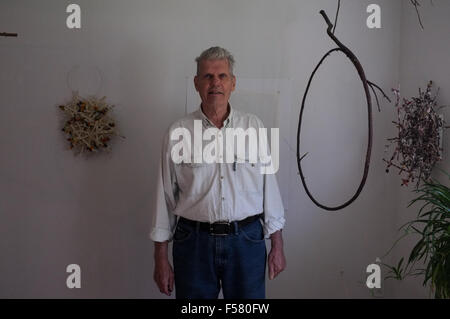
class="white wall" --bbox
[0,0,413,298]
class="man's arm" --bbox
[254,115,286,280]
[153,241,174,296]
[268,230,286,280]
[150,130,178,242]
[150,129,178,295]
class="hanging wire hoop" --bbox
[66,65,103,97]
[296,10,390,211]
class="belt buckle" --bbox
[210,222,231,236]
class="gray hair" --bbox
[195,46,235,76]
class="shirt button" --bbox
[220,176,224,179]
[222,197,225,201]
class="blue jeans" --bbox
[172,217,267,299]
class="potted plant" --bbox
[382,173,450,299]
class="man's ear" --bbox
[194,76,199,92]
[231,75,236,91]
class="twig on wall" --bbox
[332,0,341,34]
[296,9,390,211]
[410,0,434,29]
[411,0,424,29]
[0,32,18,37]
[368,81,392,112]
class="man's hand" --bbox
[153,241,174,296]
[268,230,286,280]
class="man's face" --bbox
[194,59,236,110]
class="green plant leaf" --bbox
[386,171,450,298]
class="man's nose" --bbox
[211,76,221,85]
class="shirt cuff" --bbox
[149,227,174,242]
[263,216,285,239]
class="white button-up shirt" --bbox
[149,105,285,242]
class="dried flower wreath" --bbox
[59,92,124,155]
[384,81,448,187]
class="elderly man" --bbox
[150,46,286,299]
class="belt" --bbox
[179,214,263,236]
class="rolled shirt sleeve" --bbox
[254,116,285,238]
[149,131,178,242]
[262,158,286,238]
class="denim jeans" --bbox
[172,217,267,299]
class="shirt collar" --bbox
[196,104,234,129]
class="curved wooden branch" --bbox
[297,10,389,211]
[368,81,392,102]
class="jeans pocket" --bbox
[240,221,265,243]
[173,224,192,243]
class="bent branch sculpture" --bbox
[296,10,390,211]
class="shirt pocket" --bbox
[174,162,212,196]
[235,156,263,194]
